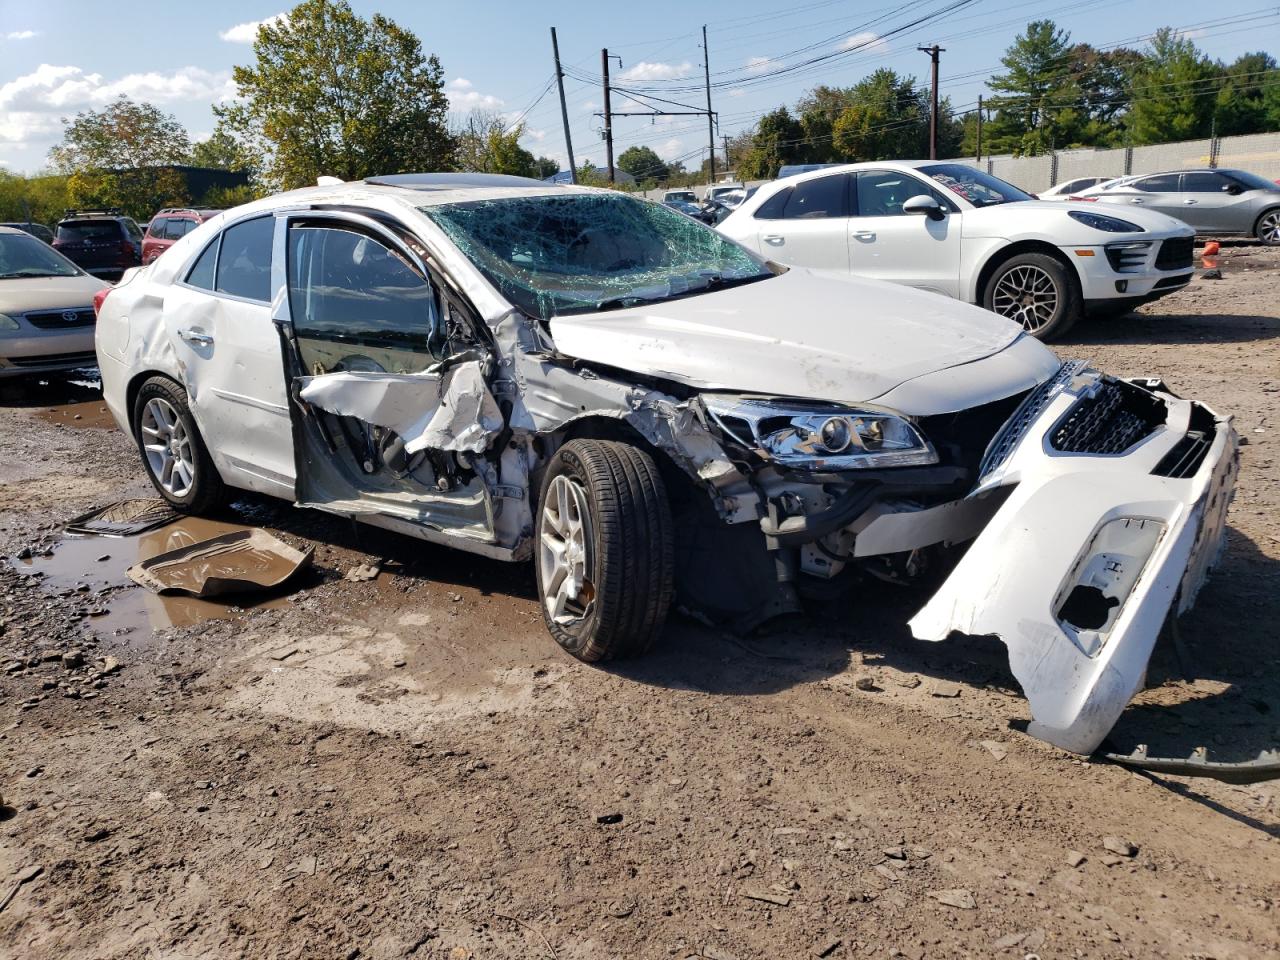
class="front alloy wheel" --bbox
[1256,209,1280,246]
[539,473,595,624]
[983,252,1081,341]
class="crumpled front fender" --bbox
[910,372,1239,755]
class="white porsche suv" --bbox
[717,160,1197,340]
[95,174,1235,756]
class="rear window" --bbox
[214,216,274,301]
[56,220,120,242]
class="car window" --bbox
[781,174,847,219]
[173,218,196,239]
[186,238,219,289]
[55,220,119,242]
[161,219,183,241]
[287,225,442,368]
[1133,174,1180,192]
[1180,171,1227,192]
[754,187,792,220]
[149,218,169,238]
[854,171,926,217]
[0,232,82,278]
[214,216,274,302]
[123,219,142,240]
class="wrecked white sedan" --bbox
[95,174,1237,755]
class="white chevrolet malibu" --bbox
[96,174,1236,755]
[717,160,1197,340]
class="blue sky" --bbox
[1,0,1275,175]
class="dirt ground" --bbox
[1,247,1277,960]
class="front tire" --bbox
[132,376,226,514]
[1255,208,1280,246]
[535,439,674,662]
[983,252,1081,340]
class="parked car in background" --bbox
[1,222,55,244]
[142,208,225,264]
[718,160,1196,339]
[662,189,698,204]
[662,199,705,219]
[1038,176,1113,200]
[0,226,109,378]
[777,163,842,179]
[53,210,143,280]
[1075,168,1280,244]
[95,173,1236,756]
[707,183,748,208]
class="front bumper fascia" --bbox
[910,373,1239,755]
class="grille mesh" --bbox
[1155,236,1194,270]
[977,359,1088,480]
[25,309,95,329]
[1050,379,1166,454]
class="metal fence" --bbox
[635,131,1280,199]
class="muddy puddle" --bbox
[13,516,294,642]
[33,399,116,430]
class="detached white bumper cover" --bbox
[911,363,1239,754]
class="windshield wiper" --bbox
[0,270,67,279]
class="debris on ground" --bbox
[929,889,976,909]
[64,498,178,536]
[344,561,381,582]
[1102,836,1138,857]
[128,529,312,597]
[929,680,962,698]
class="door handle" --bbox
[1183,199,1198,204]
[1129,198,1145,203]
[178,329,214,347]
[761,234,785,245]
[854,231,876,241]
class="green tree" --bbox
[188,128,244,170]
[530,156,560,180]
[1214,52,1278,136]
[47,97,191,219]
[0,172,71,227]
[218,0,454,190]
[455,114,540,177]
[616,145,669,185]
[738,108,805,180]
[1127,28,1221,144]
[985,20,1084,155]
[830,69,928,160]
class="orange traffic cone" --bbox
[1202,240,1220,269]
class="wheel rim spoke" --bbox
[141,397,196,497]
[993,264,1057,332]
[538,474,593,624]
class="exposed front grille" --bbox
[1105,241,1153,273]
[8,351,98,367]
[1155,236,1194,270]
[978,359,1089,480]
[1050,379,1166,455]
[24,308,95,329]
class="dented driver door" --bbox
[277,211,503,546]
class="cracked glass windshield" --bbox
[421,192,773,319]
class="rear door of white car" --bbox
[752,173,850,272]
[846,169,962,298]
[163,214,296,496]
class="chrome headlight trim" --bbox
[702,395,938,471]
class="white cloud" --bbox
[219,13,288,44]
[580,99,599,114]
[837,32,887,52]
[446,77,503,112]
[655,137,687,161]
[745,56,775,74]
[619,61,693,82]
[0,63,234,147]
[6,30,37,40]
[727,88,746,98]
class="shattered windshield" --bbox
[421,192,773,318]
[921,163,1032,206]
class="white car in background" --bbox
[1038,176,1114,200]
[718,160,1197,340]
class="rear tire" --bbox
[535,439,674,662]
[1255,208,1280,246]
[132,376,226,515]
[982,252,1081,341]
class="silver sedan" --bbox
[0,226,109,378]
[1076,168,1280,244]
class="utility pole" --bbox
[550,28,577,183]
[975,95,983,164]
[702,25,716,184]
[601,48,615,183]
[918,44,944,160]
[722,134,731,174]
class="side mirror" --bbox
[903,194,945,220]
[1222,182,1244,195]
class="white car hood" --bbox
[0,273,109,312]
[548,268,1056,415]
[959,199,1192,238]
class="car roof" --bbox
[0,225,29,236]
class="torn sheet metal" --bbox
[298,359,502,455]
[65,499,178,537]
[1104,745,1280,785]
[910,392,1238,756]
[128,529,313,597]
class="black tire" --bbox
[131,376,226,515]
[982,251,1081,341]
[535,439,674,662]
[1254,207,1280,246]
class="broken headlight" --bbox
[702,396,937,470]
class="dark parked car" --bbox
[142,208,224,264]
[52,210,143,280]
[1,222,54,244]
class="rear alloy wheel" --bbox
[535,439,674,662]
[132,376,226,514]
[1256,208,1280,246]
[983,252,1081,340]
